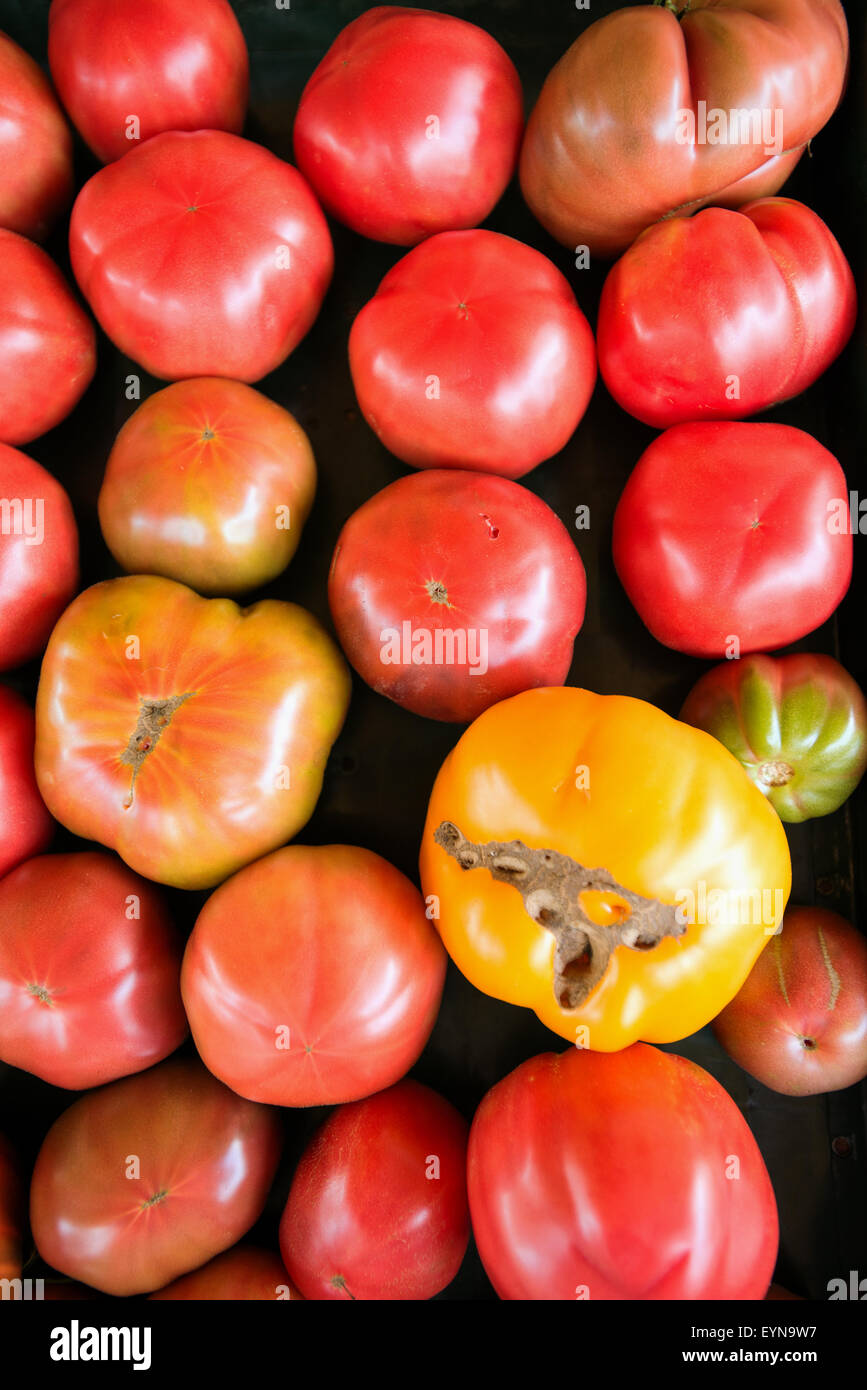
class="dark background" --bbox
[0,0,864,1301]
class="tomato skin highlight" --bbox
[0,686,54,880]
[293,6,524,246]
[182,844,447,1107]
[468,1044,779,1300]
[328,469,587,722]
[349,230,596,478]
[280,1080,470,1300]
[0,31,73,242]
[0,852,187,1090]
[612,423,852,658]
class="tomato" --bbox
[0,1132,23,1282]
[69,130,333,383]
[597,199,857,429]
[328,471,586,722]
[0,231,96,448]
[348,230,596,478]
[420,686,791,1050]
[0,852,186,1090]
[0,686,53,880]
[520,0,849,257]
[713,907,867,1097]
[48,0,248,164]
[293,6,523,246]
[182,844,446,1107]
[98,379,316,595]
[468,1043,778,1300]
[680,653,867,822]
[34,576,350,890]
[613,423,852,658]
[30,1058,281,1297]
[0,445,79,672]
[0,31,73,242]
[149,1247,302,1301]
[279,1079,469,1300]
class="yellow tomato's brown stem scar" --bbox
[120,693,194,809]
[433,821,686,1010]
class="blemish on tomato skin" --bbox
[480,513,499,538]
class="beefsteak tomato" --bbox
[98,379,317,595]
[612,423,852,657]
[150,1246,301,1301]
[328,470,586,722]
[0,30,73,241]
[419,686,791,1049]
[468,1043,778,1299]
[348,230,596,477]
[30,1058,282,1297]
[279,1079,469,1300]
[0,686,53,879]
[182,844,446,1107]
[48,0,249,164]
[680,653,867,822]
[0,230,96,447]
[0,444,78,672]
[0,852,186,1090]
[34,576,350,890]
[520,0,849,256]
[69,130,333,382]
[293,6,523,245]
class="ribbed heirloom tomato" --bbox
[34,576,350,890]
[420,686,791,1049]
[0,686,53,880]
[468,1044,778,1300]
[0,31,73,241]
[0,444,78,671]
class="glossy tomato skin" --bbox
[0,231,96,447]
[520,1,848,257]
[713,907,867,1096]
[293,7,523,246]
[613,423,852,658]
[598,199,857,429]
[0,31,73,241]
[30,1058,282,1297]
[0,686,53,879]
[182,844,446,1107]
[48,0,248,164]
[0,444,79,671]
[349,231,596,477]
[98,379,317,595]
[34,576,351,890]
[0,1132,23,1282]
[468,1044,778,1300]
[280,1080,469,1300]
[150,1247,302,1301]
[329,471,586,722]
[0,852,187,1090]
[420,686,791,1049]
[69,130,334,382]
[680,653,867,822]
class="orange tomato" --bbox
[420,686,791,1049]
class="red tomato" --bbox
[713,907,867,1096]
[69,130,333,382]
[30,1058,282,1296]
[280,1080,469,1300]
[0,443,79,671]
[48,0,249,164]
[520,0,849,257]
[182,844,446,1107]
[0,31,73,241]
[98,379,317,595]
[0,852,187,1090]
[0,686,53,879]
[293,6,523,246]
[0,231,96,447]
[349,230,596,478]
[598,199,856,429]
[34,576,351,890]
[0,1132,23,1282]
[328,470,586,722]
[150,1247,302,1301]
[468,1044,778,1300]
[613,423,852,657]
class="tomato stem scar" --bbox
[120,692,195,808]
